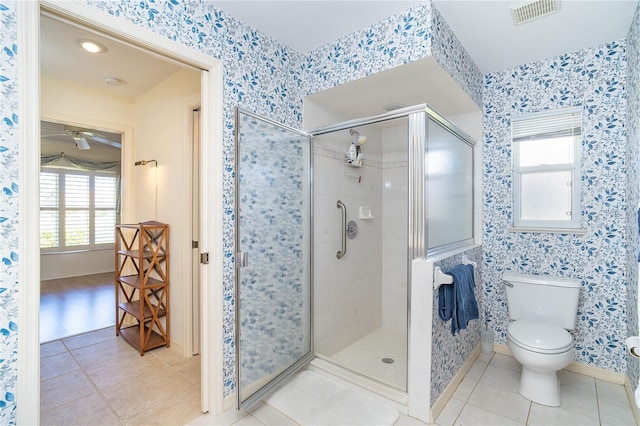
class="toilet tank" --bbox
[503,272,581,330]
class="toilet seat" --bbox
[508,320,573,354]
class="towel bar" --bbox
[434,266,453,289]
[461,255,478,268]
[433,259,477,290]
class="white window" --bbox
[511,108,582,231]
[40,168,118,252]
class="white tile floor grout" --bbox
[43,326,637,426]
[191,351,638,426]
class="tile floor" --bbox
[40,326,202,425]
[193,352,638,426]
[42,326,637,425]
[40,272,115,342]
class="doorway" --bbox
[18,2,225,423]
[39,119,122,343]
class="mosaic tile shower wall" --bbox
[0,0,18,421]
[483,40,629,372]
[626,2,640,390]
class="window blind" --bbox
[512,108,582,141]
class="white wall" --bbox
[133,68,201,349]
[41,76,135,128]
[40,76,134,280]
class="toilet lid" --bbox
[508,320,573,354]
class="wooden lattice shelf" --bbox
[115,221,170,355]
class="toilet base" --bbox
[519,366,561,407]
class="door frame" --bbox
[234,107,315,409]
[17,1,225,424]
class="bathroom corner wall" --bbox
[483,40,628,372]
[626,2,640,389]
[430,246,483,405]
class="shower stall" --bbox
[235,104,475,410]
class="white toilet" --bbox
[503,272,581,407]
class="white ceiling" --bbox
[40,1,639,113]
[212,1,425,54]
[433,0,638,74]
[41,14,182,98]
[213,0,639,74]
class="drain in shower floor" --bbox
[381,357,394,364]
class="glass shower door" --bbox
[234,109,313,409]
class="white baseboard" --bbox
[223,393,236,412]
[624,376,640,425]
[493,343,626,384]
[430,344,482,423]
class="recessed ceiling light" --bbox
[79,39,107,53]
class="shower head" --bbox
[349,129,367,145]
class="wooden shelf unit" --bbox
[115,221,170,355]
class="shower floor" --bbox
[330,327,407,391]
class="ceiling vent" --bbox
[510,0,560,25]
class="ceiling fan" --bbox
[42,126,122,150]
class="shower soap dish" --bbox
[359,206,374,219]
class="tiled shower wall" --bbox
[381,125,409,333]
[313,135,383,356]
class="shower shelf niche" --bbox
[359,206,374,220]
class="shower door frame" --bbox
[309,103,428,394]
[234,107,315,410]
[310,103,477,399]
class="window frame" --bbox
[511,107,583,232]
[40,167,119,253]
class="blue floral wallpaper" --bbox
[626,3,640,390]
[3,0,639,421]
[431,247,483,406]
[83,0,308,396]
[0,0,18,421]
[483,40,629,372]
[302,2,482,107]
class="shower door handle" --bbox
[337,200,347,259]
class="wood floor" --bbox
[40,272,115,343]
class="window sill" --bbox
[41,247,114,255]
[507,226,587,235]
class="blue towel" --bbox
[438,264,479,335]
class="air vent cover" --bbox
[511,0,560,25]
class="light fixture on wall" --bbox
[135,159,158,219]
